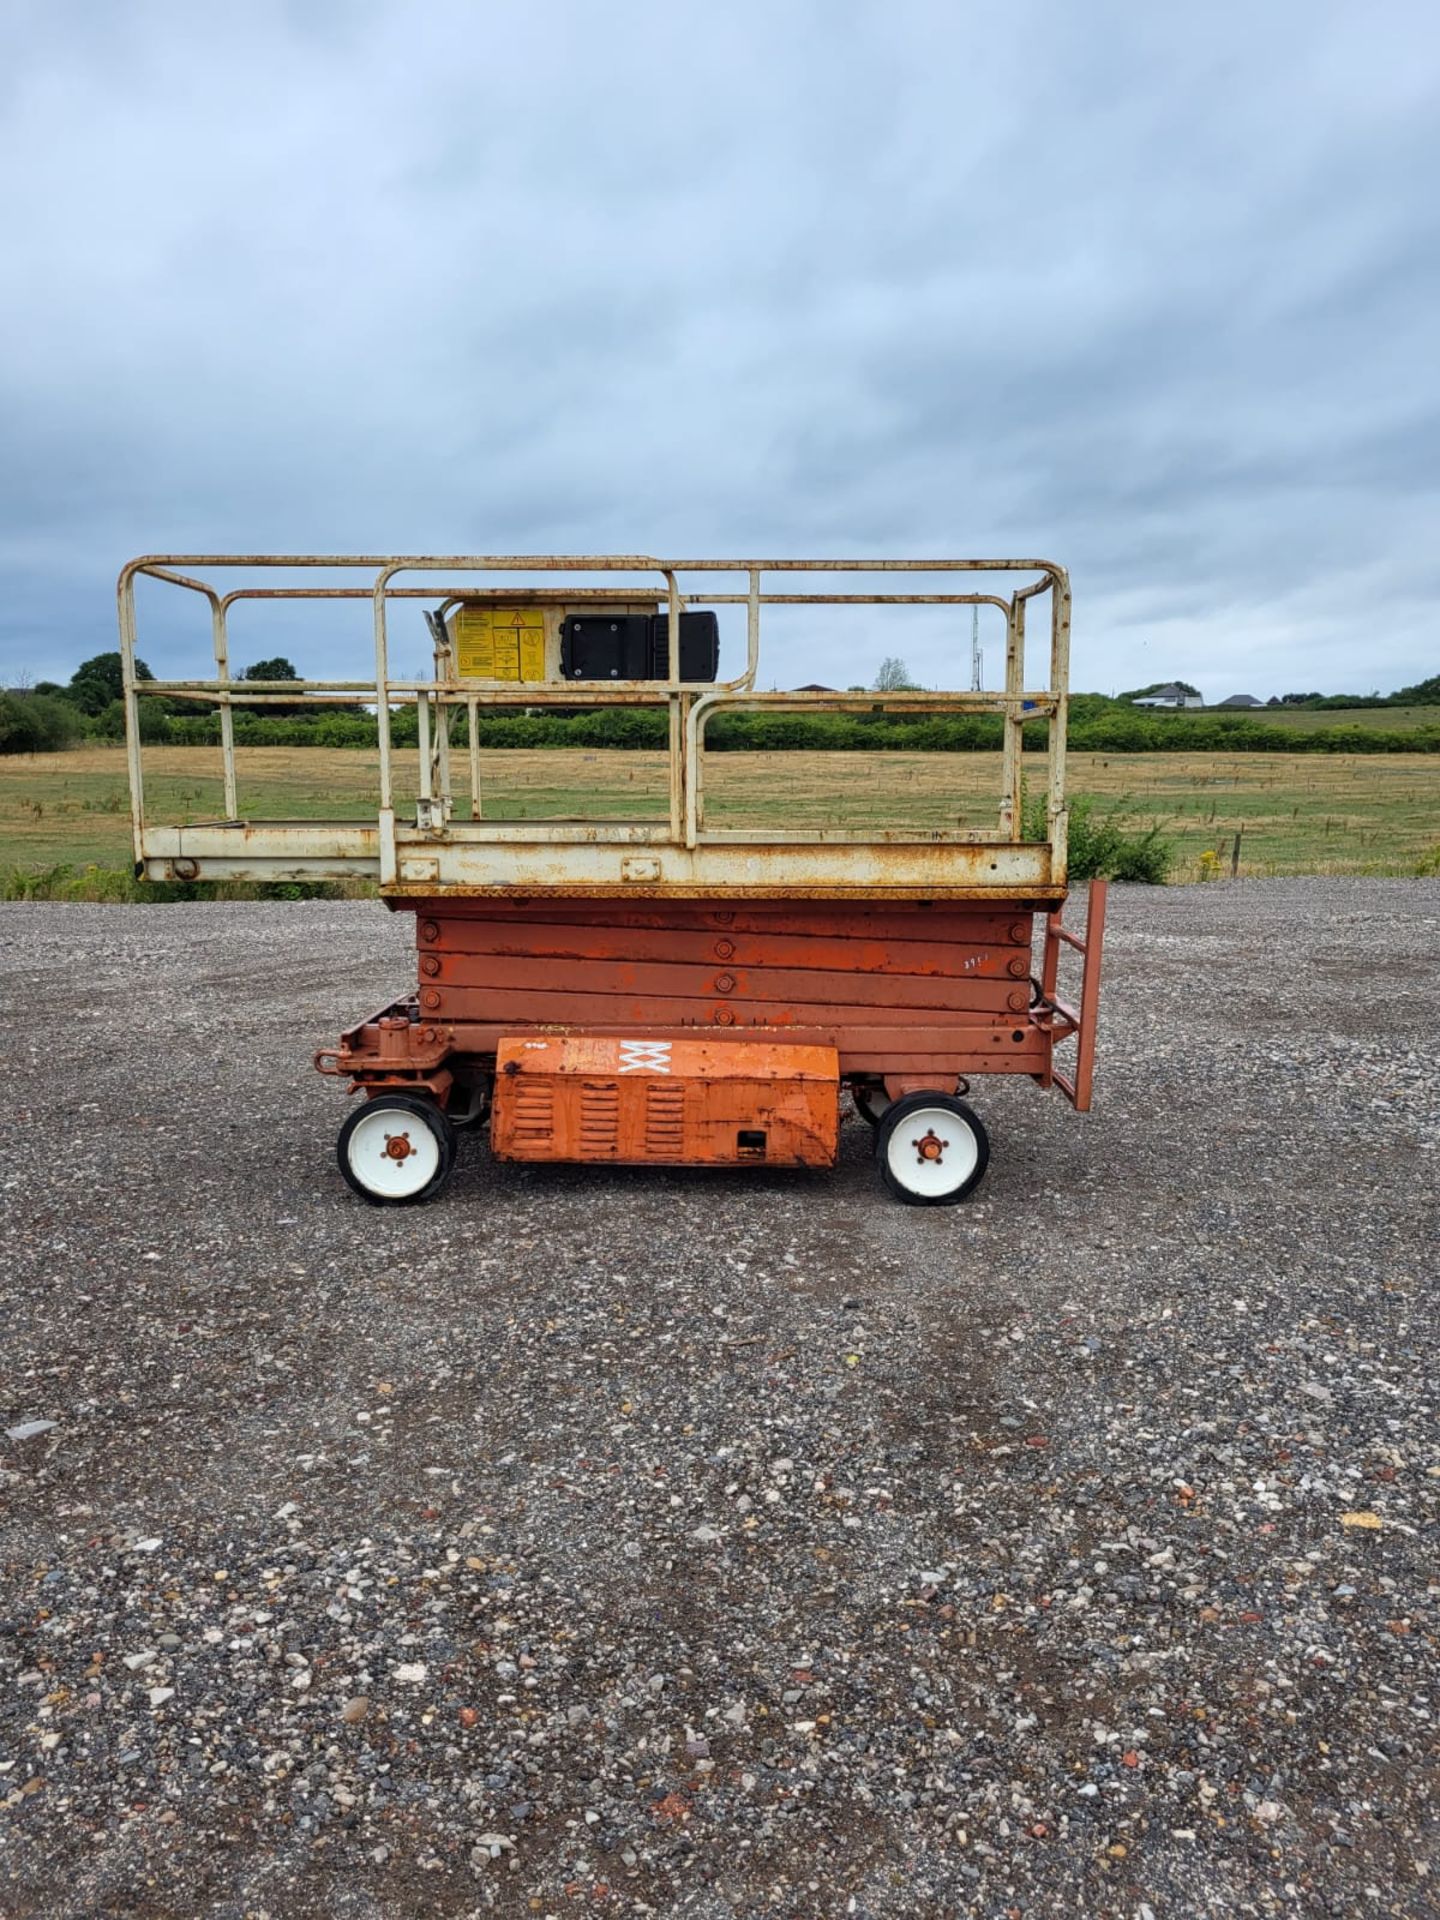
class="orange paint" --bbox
[490,1034,839,1169]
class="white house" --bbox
[1132,682,1205,709]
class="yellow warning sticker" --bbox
[454,606,546,681]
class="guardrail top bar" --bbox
[122,555,1065,580]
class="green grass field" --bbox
[1,745,1436,883]
[1239,705,1436,731]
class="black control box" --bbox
[560,610,719,682]
[648,610,720,681]
[559,614,650,681]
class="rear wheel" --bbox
[337,1094,457,1205]
[876,1093,989,1206]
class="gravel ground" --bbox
[0,879,1436,1919]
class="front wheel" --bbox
[337,1094,457,1205]
[876,1093,989,1206]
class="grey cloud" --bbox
[0,0,1436,698]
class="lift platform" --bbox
[118,554,1106,1204]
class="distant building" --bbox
[1216,693,1263,708]
[1132,683,1205,709]
[793,682,838,693]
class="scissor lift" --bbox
[117,555,1105,1204]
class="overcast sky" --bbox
[2,0,1437,700]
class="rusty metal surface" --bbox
[427,955,1027,1008]
[319,900,1066,1104]
[137,824,1064,901]
[423,909,1031,976]
[330,1009,1051,1086]
[415,900,1035,1027]
[1033,881,1107,1110]
[117,552,1073,897]
[429,984,1030,1025]
[386,839,1058,899]
[490,1033,839,1169]
[423,901,1036,933]
[1047,879,1107,1111]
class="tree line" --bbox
[3,651,1437,756]
[0,650,343,753]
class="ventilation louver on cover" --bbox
[643,1082,686,1157]
[510,1083,555,1147]
[579,1083,621,1155]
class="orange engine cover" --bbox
[490,1034,839,1168]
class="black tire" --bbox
[337,1093,457,1206]
[875,1092,989,1206]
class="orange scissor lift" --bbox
[118,555,1105,1205]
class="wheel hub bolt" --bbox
[915,1129,948,1163]
[383,1131,414,1161]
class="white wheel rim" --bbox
[346,1104,441,1198]
[885,1105,978,1198]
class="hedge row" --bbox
[155,707,1440,755]
[6,689,1436,756]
